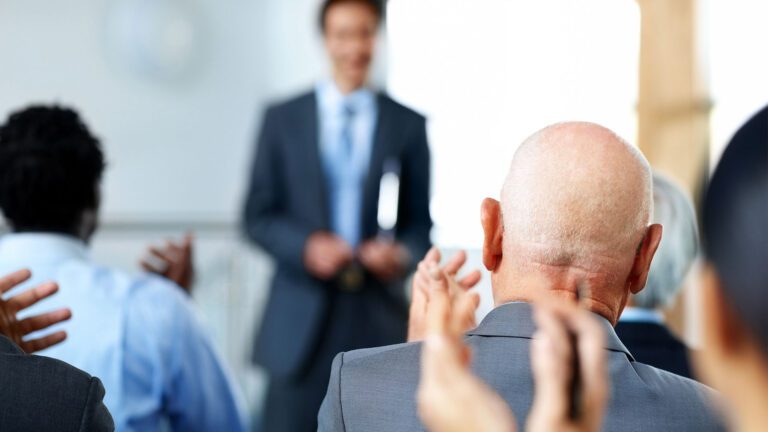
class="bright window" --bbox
[386,0,640,248]
[706,0,768,167]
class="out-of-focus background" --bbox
[1,0,766,419]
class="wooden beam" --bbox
[636,0,709,342]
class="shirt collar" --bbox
[467,302,635,361]
[316,78,376,115]
[0,232,90,264]
[618,306,665,324]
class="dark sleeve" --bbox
[396,115,433,270]
[78,377,115,432]
[243,107,314,272]
[317,352,346,432]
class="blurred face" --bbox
[323,2,378,89]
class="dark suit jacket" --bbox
[0,335,114,431]
[319,303,725,432]
[615,320,693,379]
[244,90,432,378]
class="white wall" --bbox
[0,0,333,223]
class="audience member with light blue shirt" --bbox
[0,105,247,432]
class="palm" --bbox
[0,269,71,353]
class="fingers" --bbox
[443,250,467,276]
[0,269,32,294]
[6,282,59,311]
[568,309,609,428]
[450,291,480,338]
[17,308,72,335]
[424,247,441,265]
[458,270,482,290]
[149,247,176,264]
[140,260,165,274]
[425,263,452,336]
[20,330,68,353]
[531,305,573,419]
[529,302,609,431]
[182,232,194,249]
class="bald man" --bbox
[318,122,725,431]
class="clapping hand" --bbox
[417,262,515,432]
[0,269,71,353]
[141,233,195,293]
[407,247,482,342]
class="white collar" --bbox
[618,306,665,324]
[316,78,376,114]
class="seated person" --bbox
[615,172,699,378]
[318,122,725,431]
[0,268,114,431]
[0,105,247,432]
[415,105,768,432]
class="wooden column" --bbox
[635,0,710,343]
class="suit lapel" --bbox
[361,93,392,238]
[299,91,331,229]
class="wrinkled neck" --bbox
[491,261,627,325]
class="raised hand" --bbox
[0,269,71,353]
[527,301,608,432]
[141,232,195,292]
[408,247,482,342]
[417,263,515,432]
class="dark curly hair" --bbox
[319,0,383,32]
[0,105,105,234]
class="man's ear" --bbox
[628,223,663,294]
[481,198,504,271]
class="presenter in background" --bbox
[243,0,432,430]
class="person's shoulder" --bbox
[378,93,426,123]
[632,361,722,405]
[620,362,727,430]
[127,272,187,301]
[265,90,316,117]
[1,345,100,399]
[0,341,113,430]
[122,272,197,335]
[335,341,422,382]
[342,341,421,363]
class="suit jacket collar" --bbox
[468,302,635,361]
[0,335,24,355]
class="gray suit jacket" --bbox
[318,303,726,432]
[0,335,114,431]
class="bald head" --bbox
[502,122,652,265]
[483,122,660,323]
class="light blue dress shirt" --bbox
[0,233,248,432]
[618,306,665,324]
[316,80,378,248]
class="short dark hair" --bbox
[0,105,106,234]
[319,0,383,32]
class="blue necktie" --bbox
[340,103,356,158]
